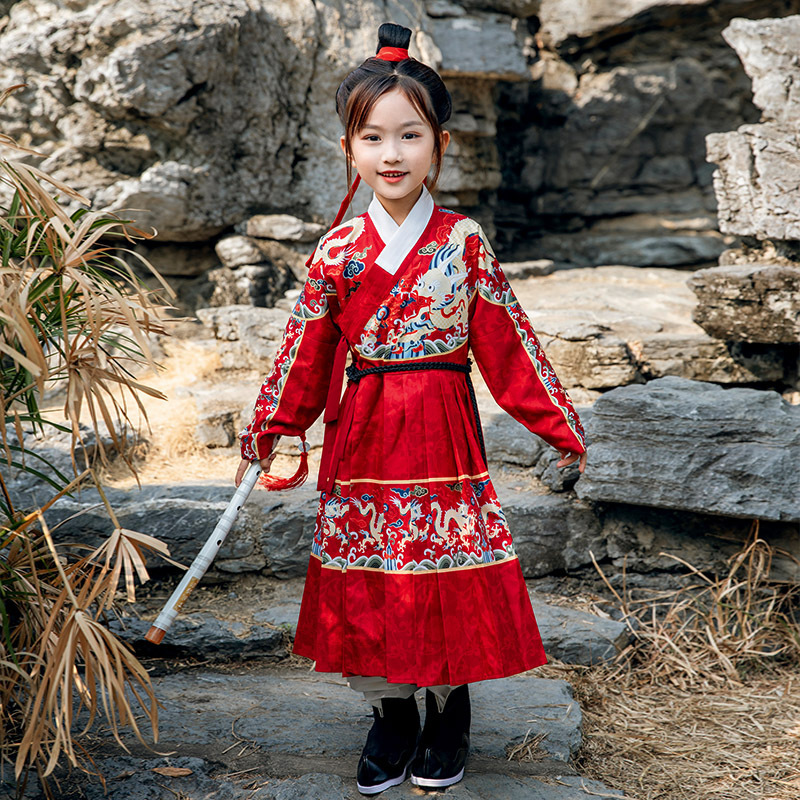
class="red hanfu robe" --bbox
[239,185,586,687]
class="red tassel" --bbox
[258,434,310,491]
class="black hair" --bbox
[335,22,452,191]
[336,23,452,125]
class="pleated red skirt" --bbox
[293,553,546,686]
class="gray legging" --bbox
[347,675,462,715]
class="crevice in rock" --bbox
[176,80,207,106]
[289,0,324,224]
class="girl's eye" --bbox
[361,133,421,141]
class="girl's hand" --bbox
[557,450,587,473]
[234,452,277,487]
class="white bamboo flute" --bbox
[145,461,262,644]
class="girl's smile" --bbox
[378,171,408,183]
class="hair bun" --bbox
[377,22,412,52]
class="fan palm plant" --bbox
[0,83,178,797]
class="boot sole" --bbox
[410,766,465,788]
[357,763,410,795]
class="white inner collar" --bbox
[367,183,435,275]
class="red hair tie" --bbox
[376,46,409,61]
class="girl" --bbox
[235,22,587,795]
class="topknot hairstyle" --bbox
[376,21,412,51]
[336,22,452,192]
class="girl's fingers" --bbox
[234,458,249,487]
[234,452,277,487]
[556,452,576,469]
[555,450,589,472]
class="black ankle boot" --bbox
[356,694,420,795]
[410,684,470,789]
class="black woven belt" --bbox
[345,357,487,464]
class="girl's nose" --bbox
[382,140,402,163]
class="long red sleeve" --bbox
[467,225,586,455]
[239,252,341,461]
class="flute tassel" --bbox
[258,434,310,491]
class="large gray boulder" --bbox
[688,263,800,343]
[576,376,800,522]
[0,0,525,238]
[721,15,800,124]
[537,0,713,47]
[707,121,800,241]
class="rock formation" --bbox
[0,0,521,242]
[576,376,800,522]
[3,0,798,270]
[687,15,800,355]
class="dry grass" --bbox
[530,526,800,800]
[592,525,800,688]
[93,339,257,488]
[0,83,179,796]
[506,729,549,762]
[571,665,800,800]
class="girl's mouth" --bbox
[379,171,408,183]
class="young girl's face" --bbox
[340,87,450,206]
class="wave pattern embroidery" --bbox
[311,478,515,572]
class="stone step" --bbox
[5,664,628,799]
[135,668,582,764]
[72,757,625,799]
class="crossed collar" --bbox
[367,183,435,275]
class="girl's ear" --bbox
[340,134,356,166]
[440,129,451,156]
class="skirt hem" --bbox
[292,553,547,686]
